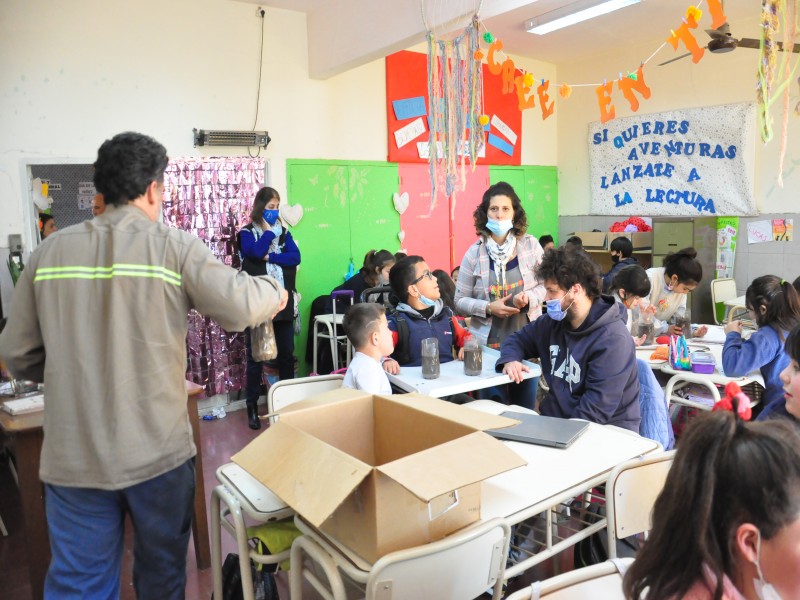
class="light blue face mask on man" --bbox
[486,218,513,237]
[418,292,437,307]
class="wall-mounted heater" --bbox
[193,128,271,148]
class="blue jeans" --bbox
[44,458,195,600]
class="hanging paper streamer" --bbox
[426,16,484,209]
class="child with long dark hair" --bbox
[723,275,800,421]
[624,410,800,599]
[645,247,708,338]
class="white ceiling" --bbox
[236,0,761,78]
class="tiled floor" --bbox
[1,404,571,600]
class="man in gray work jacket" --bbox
[0,132,287,599]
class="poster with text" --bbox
[716,217,738,279]
[589,103,756,216]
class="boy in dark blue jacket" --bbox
[497,247,641,432]
[386,255,465,367]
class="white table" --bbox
[386,346,541,398]
[288,401,660,596]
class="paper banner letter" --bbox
[666,14,705,64]
[617,66,651,112]
[706,0,727,30]
[514,75,536,110]
[487,39,504,75]
[596,81,616,123]
[537,80,555,120]
[501,58,516,94]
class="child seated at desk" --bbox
[645,247,708,338]
[341,303,397,395]
[723,275,800,422]
[610,264,652,346]
[386,255,466,367]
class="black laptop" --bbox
[487,412,590,449]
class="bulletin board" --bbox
[386,50,522,165]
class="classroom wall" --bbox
[0,0,557,313]
[556,12,799,216]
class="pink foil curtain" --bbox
[162,157,265,396]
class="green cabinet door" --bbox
[347,163,401,268]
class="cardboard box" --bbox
[631,231,653,250]
[232,389,526,563]
[574,231,607,250]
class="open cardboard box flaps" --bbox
[232,390,526,562]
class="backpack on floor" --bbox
[573,503,641,568]
[215,552,279,600]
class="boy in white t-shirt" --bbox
[342,303,397,394]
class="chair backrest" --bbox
[364,518,510,600]
[505,558,634,600]
[267,374,344,423]
[606,451,676,558]
[710,278,739,324]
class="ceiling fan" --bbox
[658,21,800,66]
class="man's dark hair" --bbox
[609,236,633,257]
[93,132,169,207]
[538,234,554,247]
[565,235,583,249]
[472,181,528,237]
[389,255,424,304]
[342,303,385,349]
[536,247,601,299]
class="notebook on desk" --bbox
[487,412,589,449]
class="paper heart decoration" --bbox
[398,230,405,243]
[280,203,304,227]
[393,192,409,215]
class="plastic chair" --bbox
[505,558,634,599]
[313,290,354,374]
[605,451,675,558]
[710,277,739,325]
[211,463,295,600]
[289,518,511,600]
[266,373,344,424]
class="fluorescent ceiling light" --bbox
[526,0,641,35]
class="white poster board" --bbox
[589,103,756,216]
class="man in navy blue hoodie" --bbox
[497,247,641,432]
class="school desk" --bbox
[660,341,764,410]
[0,380,209,600]
[386,346,542,398]
[288,408,660,599]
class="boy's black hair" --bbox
[538,234,554,247]
[611,265,651,298]
[389,255,425,304]
[342,302,385,349]
[609,236,633,258]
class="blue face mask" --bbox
[546,292,574,322]
[486,218,513,237]
[263,209,279,226]
[418,292,437,307]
